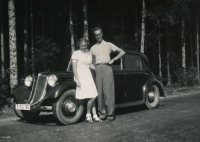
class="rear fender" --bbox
[142,78,165,102]
[46,82,76,99]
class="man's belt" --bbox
[96,63,110,66]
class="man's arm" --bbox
[89,47,96,65]
[108,48,126,64]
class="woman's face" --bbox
[79,41,87,52]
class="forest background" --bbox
[1,0,200,109]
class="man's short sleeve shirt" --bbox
[90,40,119,64]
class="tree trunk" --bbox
[69,0,75,53]
[166,23,171,86]
[197,5,199,79]
[8,0,18,90]
[24,0,29,76]
[134,3,139,51]
[74,0,78,45]
[42,0,46,71]
[42,0,44,36]
[181,8,186,68]
[67,0,75,71]
[0,0,5,78]
[31,0,35,76]
[190,19,193,67]
[121,0,124,45]
[83,0,89,41]
[140,0,145,53]
[50,15,55,71]
[158,21,162,85]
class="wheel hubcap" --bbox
[148,91,155,103]
[63,99,76,114]
[66,102,76,113]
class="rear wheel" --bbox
[53,89,84,125]
[145,84,160,109]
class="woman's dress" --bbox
[71,50,98,99]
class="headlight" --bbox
[24,75,33,87]
[47,74,58,86]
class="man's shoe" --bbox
[106,119,114,123]
[99,115,106,120]
[106,117,115,123]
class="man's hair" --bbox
[76,38,90,48]
[92,27,103,35]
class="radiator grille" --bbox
[30,74,48,105]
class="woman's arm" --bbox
[89,51,95,70]
[72,61,81,87]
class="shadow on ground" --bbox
[16,104,148,126]
[116,104,147,115]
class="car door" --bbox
[125,71,140,101]
[123,54,147,102]
[113,70,126,104]
[110,52,127,104]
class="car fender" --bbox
[11,84,32,104]
[46,81,76,98]
[141,78,165,102]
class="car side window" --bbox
[124,54,147,70]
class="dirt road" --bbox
[1,93,200,142]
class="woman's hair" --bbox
[76,38,90,48]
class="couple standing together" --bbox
[71,27,125,123]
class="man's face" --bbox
[94,30,103,42]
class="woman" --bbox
[71,38,102,122]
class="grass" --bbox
[0,106,19,123]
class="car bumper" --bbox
[15,104,52,111]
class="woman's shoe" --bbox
[93,115,103,122]
[85,115,93,122]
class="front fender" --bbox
[11,84,32,104]
[46,81,76,98]
[141,78,165,102]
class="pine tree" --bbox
[8,0,18,89]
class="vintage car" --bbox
[11,51,164,125]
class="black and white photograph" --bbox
[0,0,200,141]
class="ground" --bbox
[0,86,200,142]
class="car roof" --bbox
[124,50,148,60]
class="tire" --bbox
[145,84,160,109]
[53,89,84,125]
[13,102,24,119]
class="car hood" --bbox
[38,71,74,77]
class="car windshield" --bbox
[124,54,147,70]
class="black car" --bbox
[12,51,164,125]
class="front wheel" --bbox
[53,89,84,125]
[145,84,160,109]
[13,102,24,119]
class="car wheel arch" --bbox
[141,79,164,108]
[142,79,164,100]
[46,82,76,99]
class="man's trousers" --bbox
[95,64,115,119]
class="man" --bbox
[90,27,125,122]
